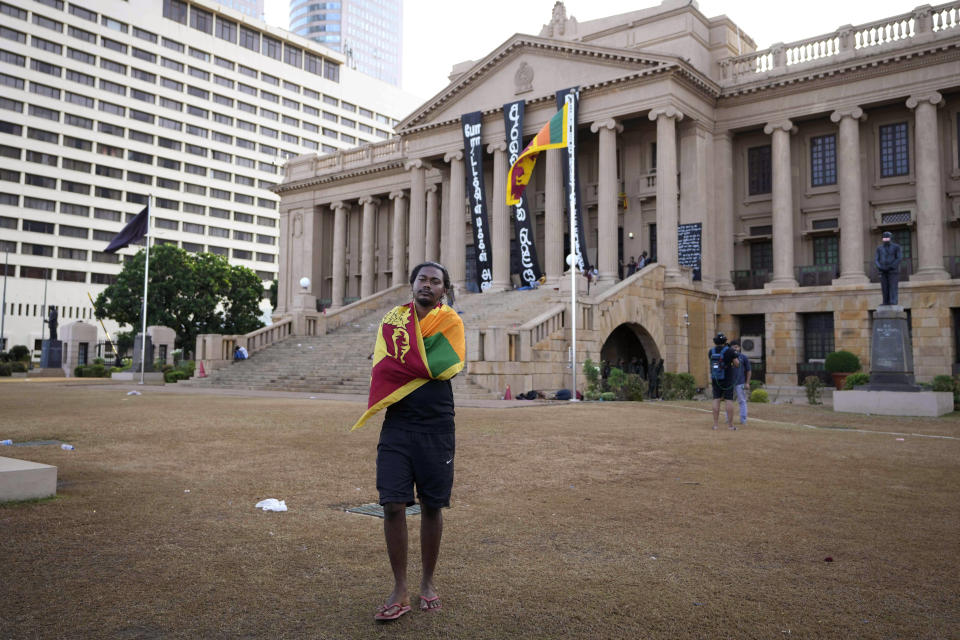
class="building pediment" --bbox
[396,35,678,134]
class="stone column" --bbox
[405,159,429,268]
[713,132,735,290]
[329,201,348,308]
[545,149,564,283]
[763,120,798,288]
[277,208,291,313]
[443,150,466,290]
[649,106,683,280]
[590,118,622,285]
[389,191,408,287]
[425,184,439,262]
[907,92,949,281]
[487,141,511,290]
[359,196,378,298]
[830,108,869,284]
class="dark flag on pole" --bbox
[104,205,149,253]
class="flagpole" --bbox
[1,251,8,351]
[566,92,578,402]
[138,197,151,385]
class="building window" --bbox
[750,241,773,272]
[189,6,213,34]
[23,219,55,233]
[163,0,187,24]
[802,312,834,361]
[57,269,86,282]
[284,45,302,67]
[239,26,259,52]
[812,236,838,266]
[747,145,771,195]
[879,122,909,177]
[890,228,912,262]
[132,26,157,43]
[810,134,837,187]
[58,247,87,260]
[68,25,95,42]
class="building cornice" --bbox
[274,161,406,194]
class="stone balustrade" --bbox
[720,1,959,85]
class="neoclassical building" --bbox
[271,0,960,391]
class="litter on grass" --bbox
[255,498,287,512]
[127,391,141,396]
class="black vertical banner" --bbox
[503,100,544,287]
[556,87,591,272]
[461,111,493,292]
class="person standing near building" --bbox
[728,339,752,426]
[875,231,903,306]
[709,333,739,430]
[350,261,465,621]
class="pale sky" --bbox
[263,0,919,101]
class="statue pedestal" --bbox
[831,304,947,416]
[866,305,919,391]
[40,340,62,368]
[132,335,154,373]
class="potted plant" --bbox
[824,350,861,389]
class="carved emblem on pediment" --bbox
[515,61,534,95]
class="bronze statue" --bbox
[875,231,902,306]
[46,306,58,341]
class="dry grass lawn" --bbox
[1,384,958,639]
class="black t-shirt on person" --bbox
[383,378,455,433]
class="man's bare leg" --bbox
[712,397,721,429]
[725,400,735,429]
[419,506,443,608]
[382,503,409,608]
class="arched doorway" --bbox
[600,323,661,379]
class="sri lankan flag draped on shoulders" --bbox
[350,302,465,431]
[506,103,568,206]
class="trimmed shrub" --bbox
[599,391,616,401]
[843,372,870,390]
[0,362,12,376]
[164,370,189,383]
[931,374,955,393]
[9,345,30,361]
[584,389,601,401]
[749,379,764,392]
[825,350,861,373]
[9,361,26,373]
[750,388,769,403]
[662,372,696,400]
[804,375,823,405]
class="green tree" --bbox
[93,245,264,352]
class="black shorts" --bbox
[376,428,455,509]
[712,380,735,400]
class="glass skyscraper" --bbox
[289,0,401,87]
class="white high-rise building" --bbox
[0,0,420,356]
[289,0,402,87]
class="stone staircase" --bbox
[187,285,562,399]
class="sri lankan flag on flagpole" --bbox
[506,103,569,206]
[350,302,465,431]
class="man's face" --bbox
[413,266,446,308]
[732,344,741,354]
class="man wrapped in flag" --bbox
[506,102,568,206]
[351,261,465,621]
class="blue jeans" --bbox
[735,384,748,424]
